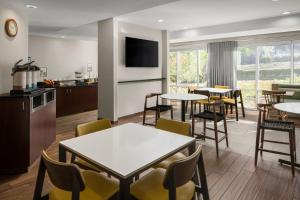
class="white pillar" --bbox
[98,18,118,122]
[162,30,169,101]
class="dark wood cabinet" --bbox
[56,85,97,117]
[0,89,56,174]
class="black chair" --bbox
[254,103,296,176]
[143,93,173,126]
[192,100,228,157]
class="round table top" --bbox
[274,102,300,115]
[161,93,207,101]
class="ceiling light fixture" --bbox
[26,4,38,9]
[282,11,291,15]
[157,19,164,23]
[183,27,188,29]
[60,36,66,38]
[272,0,279,2]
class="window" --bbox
[169,52,177,93]
[237,42,296,108]
[237,47,257,108]
[295,43,300,84]
[169,48,207,93]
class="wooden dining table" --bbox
[58,123,209,200]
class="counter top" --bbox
[0,88,55,99]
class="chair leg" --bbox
[198,151,209,200]
[230,105,233,114]
[214,120,219,157]
[192,116,195,138]
[203,119,206,141]
[241,102,245,118]
[254,128,261,166]
[235,104,239,121]
[289,130,295,176]
[142,110,146,125]
[260,129,265,156]
[224,118,229,147]
[294,127,297,161]
[225,104,228,114]
[185,100,189,114]
[170,107,174,120]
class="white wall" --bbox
[29,35,98,80]
[0,5,28,94]
[117,21,163,117]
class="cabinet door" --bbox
[0,98,30,173]
[56,87,71,117]
[72,86,97,112]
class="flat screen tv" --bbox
[125,37,158,67]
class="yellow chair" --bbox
[210,85,230,100]
[131,145,207,200]
[223,89,245,121]
[154,118,190,169]
[73,119,112,172]
[33,151,119,200]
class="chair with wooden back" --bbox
[254,104,296,176]
[130,145,209,200]
[223,89,245,121]
[73,119,112,172]
[192,100,228,157]
[154,118,190,169]
[262,90,286,119]
[143,93,173,126]
[33,151,119,200]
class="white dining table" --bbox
[274,102,300,169]
[196,87,232,98]
[58,123,206,200]
[161,93,207,121]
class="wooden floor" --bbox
[0,107,300,200]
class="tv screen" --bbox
[125,37,158,67]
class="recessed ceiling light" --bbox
[26,4,38,9]
[157,19,164,23]
[282,11,292,15]
[60,36,65,38]
[272,0,279,2]
[183,27,188,29]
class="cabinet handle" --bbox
[69,89,72,94]
[22,101,25,111]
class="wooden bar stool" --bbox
[254,103,296,176]
[191,100,229,157]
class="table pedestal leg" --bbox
[181,100,186,122]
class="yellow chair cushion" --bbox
[196,99,215,104]
[154,152,186,169]
[223,98,235,104]
[49,171,118,200]
[74,158,102,172]
[214,85,229,89]
[131,168,195,200]
[210,96,229,100]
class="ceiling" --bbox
[119,0,300,31]
[2,0,179,35]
